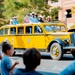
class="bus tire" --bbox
[50,43,63,60]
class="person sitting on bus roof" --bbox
[38,15,44,23]
[29,12,39,23]
[14,48,42,75]
[12,17,19,25]
[24,14,32,23]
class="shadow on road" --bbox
[14,54,75,61]
[60,55,74,61]
[42,54,75,61]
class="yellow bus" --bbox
[0,23,75,60]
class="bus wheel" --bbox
[71,51,75,58]
[50,43,63,60]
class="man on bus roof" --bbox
[12,17,19,25]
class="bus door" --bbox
[33,25,46,49]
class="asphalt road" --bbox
[10,53,75,75]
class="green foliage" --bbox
[51,0,58,2]
[50,7,62,22]
[0,0,4,26]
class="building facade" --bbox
[48,0,75,28]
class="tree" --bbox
[50,7,62,22]
[0,0,4,26]
[51,0,58,2]
[3,0,18,20]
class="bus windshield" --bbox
[44,25,66,32]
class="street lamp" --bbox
[64,11,68,26]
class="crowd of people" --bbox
[9,12,51,25]
[0,42,75,75]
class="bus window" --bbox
[10,27,16,34]
[0,29,4,35]
[5,28,9,34]
[34,26,43,33]
[26,26,32,34]
[18,27,24,34]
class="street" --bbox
[10,53,75,75]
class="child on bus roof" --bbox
[1,42,19,75]
[14,48,42,75]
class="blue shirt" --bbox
[29,17,39,23]
[60,61,75,75]
[12,20,19,25]
[1,56,12,75]
[14,68,42,75]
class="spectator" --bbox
[14,48,42,75]
[12,17,19,25]
[0,49,2,74]
[60,61,75,75]
[1,43,19,75]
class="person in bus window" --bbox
[18,28,24,34]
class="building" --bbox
[48,0,75,28]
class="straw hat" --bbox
[13,16,17,19]
[39,15,43,18]
[47,16,50,18]
[31,12,36,15]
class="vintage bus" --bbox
[0,23,75,60]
